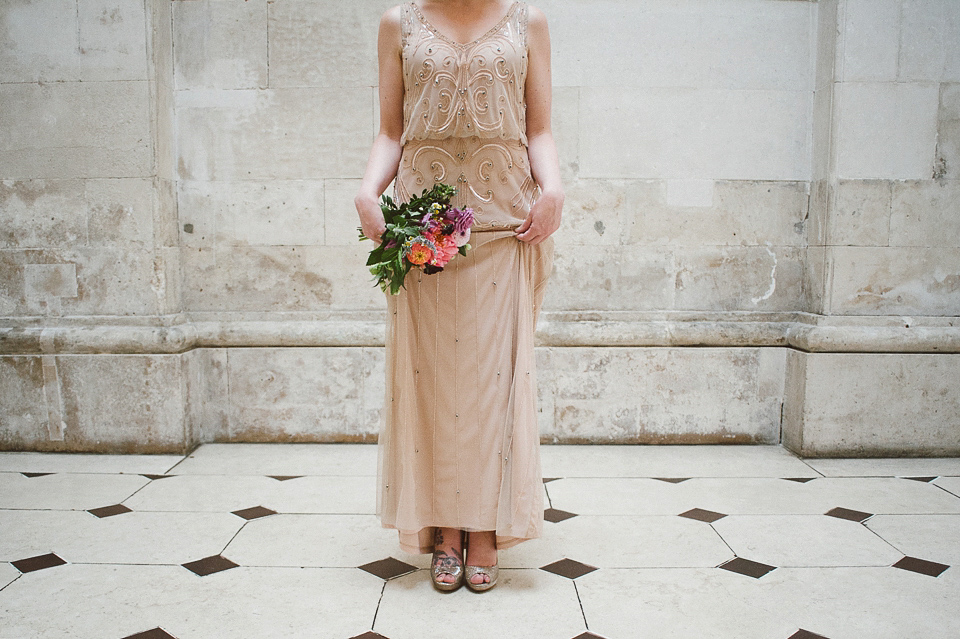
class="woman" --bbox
[355,0,563,592]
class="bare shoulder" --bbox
[525,4,550,29]
[380,4,403,29]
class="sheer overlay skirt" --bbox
[376,229,553,554]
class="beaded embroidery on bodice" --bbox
[399,1,529,146]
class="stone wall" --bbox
[1,0,958,456]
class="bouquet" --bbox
[360,183,474,295]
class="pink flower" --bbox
[454,227,471,247]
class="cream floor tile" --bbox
[0,563,21,590]
[545,477,700,515]
[866,514,960,566]
[0,452,184,475]
[803,457,960,477]
[540,444,818,478]
[577,567,799,639]
[0,510,92,561]
[933,475,960,498]
[223,514,398,567]
[499,515,733,569]
[755,566,960,639]
[123,474,282,512]
[669,477,831,515]
[167,443,378,476]
[374,569,585,639]
[266,475,377,514]
[803,477,960,514]
[0,563,383,639]
[0,472,149,510]
[712,514,904,567]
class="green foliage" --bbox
[360,183,457,295]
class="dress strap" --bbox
[399,2,416,49]
[517,1,529,50]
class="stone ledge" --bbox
[2,313,960,354]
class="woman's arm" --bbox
[355,6,406,245]
[515,4,563,246]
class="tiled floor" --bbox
[1,444,959,639]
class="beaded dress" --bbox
[376,1,554,554]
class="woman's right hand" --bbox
[355,192,387,245]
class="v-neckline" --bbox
[410,2,519,48]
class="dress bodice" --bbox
[399,2,529,147]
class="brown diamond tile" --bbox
[719,557,777,579]
[87,504,133,518]
[892,556,950,577]
[544,508,578,523]
[231,506,277,520]
[542,477,560,483]
[679,508,727,523]
[123,629,178,639]
[902,476,937,483]
[267,475,302,481]
[358,557,417,580]
[824,506,873,522]
[141,474,173,481]
[182,555,238,577]
[21,472,53,478]
[540,558,598,580]
[653,477,690,484]
[12,552,67,574]
[349,633,390,639]
[782,477,817,483]
[788,631,830,639]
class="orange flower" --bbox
[405,237,436,266]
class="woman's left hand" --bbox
[515,190,563,245]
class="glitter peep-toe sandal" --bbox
[464,533,499,592]
[431,529,464,592]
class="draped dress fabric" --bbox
[376,1,554,554]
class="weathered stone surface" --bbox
[78,0,149,82]
[831,180,892,247]
[838,0,900,82]
[175,88,371,180]
[898,0,960,83]
[56,354,186,453]
[579,87,811,180]
[0,81,153,180]
[827,247,960,316]
[323,178,364,247]
[936,85,960,180]
[889,180,960,247]
[0,180,89,249]
[183,348,228,444]
[803,246,827,314]
[543,0,812,90]
[0,0,80,82]
[836,82,940,180]
[173,0,267,90]
[0,356,47,450]
[268,0,390,89]
[225,347,376,442]
[540,347,783,444]
[783,351,960,457]
[177,179,324,248]
[551,86,580,181]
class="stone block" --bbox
[0,0,79,82]
[183,348,229,444]
[78,0,149,82]
[836,82,940,179]
[542,347,782,444]
[827,246,960,316]
[628,180,809,247]
[0,81,153,179]
[554,178,637,246]
[173,0,267,90]
[579,87,811,180]
[55,354,186,453]
[360,346,385,435]
[673,246,804,312]
[154,177,179,249]
[783,351,960,457]
[552,86,579,181]
[175,88,372,180]
[831,180,892,246]
[0,180,89,249]
[543,0,812,91]
[889,180,960,247]
[177,180,324,248]
[268,0,391,89]
[0,248,162,317]
[85,178,156,247]
[937,85,960,180]
[181,245,384,313]
[814,0,839,90]
[225,347,375,441]
[838,0,899,82]
[24,264,79,301]
[0,356,47,450]
[541,245,674,312]
[898,0,959,82]
[803,245,827,314]
[806,179,830,247]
